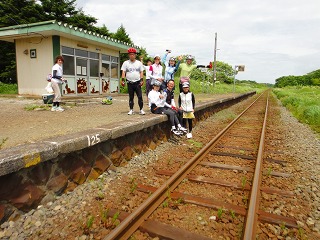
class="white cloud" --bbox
[75,0,320,83]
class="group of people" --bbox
[49,47,199,138]
[121,48,199,138]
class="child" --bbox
[150,54,164,86]
[178,82,195,138]
[148,80,185,136]
[51,55,65,112]
[140,57,153,97]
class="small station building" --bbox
[0,20,136,96]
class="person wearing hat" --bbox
[178,81,195,139]
[150,54,164,87]
[121,47,145,115]
[178,55,204,93]
[161,50,182,90]
[163,79,186,132]
[148,80,185,136]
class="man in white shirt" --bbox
[121,48,145,115]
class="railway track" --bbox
[104,91,298,239]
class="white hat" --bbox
[182,82,190,88]
[153,80,161,86]
[186,55,193,60]
[154,54,161,59]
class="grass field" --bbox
[273,86,320,134]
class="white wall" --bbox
[16,37,53,95]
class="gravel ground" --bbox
[0,94,319,239]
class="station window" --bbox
[90,60,99,77]
[62,55,75,75]
[102,54,110,61]
[75,49,88,57]
[61,46,118,78]
[62,46,74,55]
[111,56,118,63]
[76,58,87,76]
[111,63,118,78]
[89,52,99,59]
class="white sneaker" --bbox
[56,106,65,112]
[51,106,57,112]
[178,126,188,133]
[128,109,134,115]
[171,129,183,136]
[139,109,146,115]
[187,133,193,139]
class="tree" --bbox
[0,0,45,83]
[274,69,320,87]
[98,24,111,37]
[215,61,234,83]
[40,0,79,23]
[111,24,133,44]
[189,61,234,84]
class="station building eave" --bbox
[0,20,136,53]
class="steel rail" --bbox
[243,91,269,239]
[104,92,266,240]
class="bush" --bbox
[0,83,18,94]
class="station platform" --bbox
[0,92,256,217]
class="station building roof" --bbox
[0,20,137,53]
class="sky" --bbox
[75,0,320,84]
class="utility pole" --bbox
[213,32,217,84]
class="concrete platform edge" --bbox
[0,91,255,177]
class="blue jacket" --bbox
[162,53,180,82]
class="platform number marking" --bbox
[87,134,101,146]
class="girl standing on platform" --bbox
[51,55,65,112]
[150,54,164,87]
[178,82,195,139]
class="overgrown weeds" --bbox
[273,86,320,134]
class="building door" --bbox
[101,54,119,93]
[110,56,119,93]
[76,58,88,94]
[101,61,111,94]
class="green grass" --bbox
[0,83,18,94]
[120,76,267,95]
[273,86,320,134]
[186,78,267,95]
[24,104,51,111]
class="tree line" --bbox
[0,0,135,83]
[275,69,320,88]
